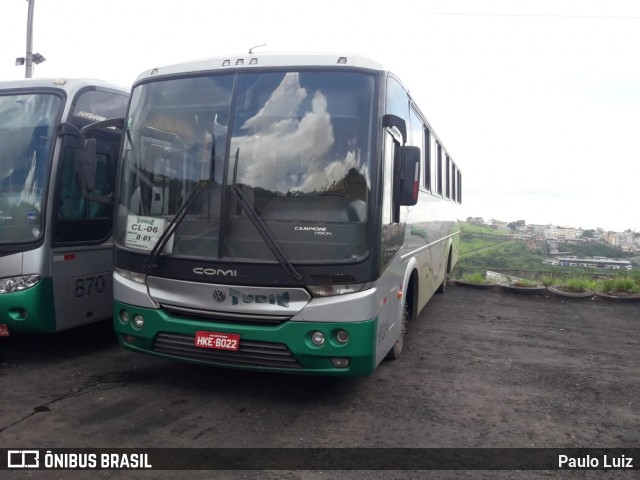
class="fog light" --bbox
[132,314,144,328]
[123,335,135,344]
[331,358,350,368]
[311,331,325,346]
[336,329,349,344]
[119,310,130,323]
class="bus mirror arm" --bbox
[382,114,407,145]
[58,122,81,148]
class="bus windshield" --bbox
[117,70,375,263]
[0,92,62,244]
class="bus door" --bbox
[50,125,119,330]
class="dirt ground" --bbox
[0,285,638,480]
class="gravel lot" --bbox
[1,285,638,479]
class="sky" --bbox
[1,0,639,232]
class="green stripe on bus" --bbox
[113,301,378,377]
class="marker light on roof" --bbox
[337,56,348,64]
[249,58,258,65]
[236,58,244,65]
[222,59,231,66]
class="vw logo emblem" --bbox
[212,289,226,303]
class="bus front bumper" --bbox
[0,278,56,334]
[113,301,378,377]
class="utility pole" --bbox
[16,0,45,77]
[25,0,35,78]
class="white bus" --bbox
[84,53,461,376]
[0,78,128,335]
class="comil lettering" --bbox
[193,268,237,277]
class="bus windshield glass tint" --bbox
[117,70,375,262]
[0,93,61,243]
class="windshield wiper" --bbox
[143,179,210,269]
[230,186,303,281]
[143,139,217,269]
[229,148,303,281]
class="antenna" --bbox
[248,43,267,54]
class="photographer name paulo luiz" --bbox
[558,454,633,469]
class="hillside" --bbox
[453,222,639,278]
[453,222,547,277]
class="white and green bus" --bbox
[84,53,461,376]
[0,78,128,335]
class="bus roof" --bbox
[135,52,387,83]
[0,78,128,94]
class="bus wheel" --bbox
[386,300,410,360]
[436,249,452,294]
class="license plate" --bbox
[0,324,10,337]
[194,331,240,351]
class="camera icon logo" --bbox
[7,450,40,468]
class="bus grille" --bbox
[153,333,302,369]
[160,304,290,325]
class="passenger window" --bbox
[409,107,425,190]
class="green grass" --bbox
[454,239,547,277]
[461,273,489,284]
[600,278,640,294]
[460,222,512,236]
[560,277,598,293]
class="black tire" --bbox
[436,249,452,294]
[386,299,410,360]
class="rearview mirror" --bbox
[79,138,97,191]
[395,146,421,206]
[77,117,124,203]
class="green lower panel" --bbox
[0,278,56,333]
[114,301,378,377]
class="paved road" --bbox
[0,286,638,479]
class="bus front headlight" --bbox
[115,268,147,284]
[0,275,41,294]
[307,282,374,297]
